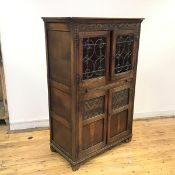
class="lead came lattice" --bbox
[115,35,134,74]
[82,37,106,80]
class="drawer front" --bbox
[78,90,108,157]
[107,82,134,143]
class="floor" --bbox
[0,117,175,175]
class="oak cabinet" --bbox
[42,17,143,171]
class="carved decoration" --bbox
[78,23,139,31]
[83,96,105,120]
[73,24,79,55]
[112,89,129,109]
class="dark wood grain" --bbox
[47,30,71,87]
[43,17,143,171]
[50,87,71,123]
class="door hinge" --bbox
[76,74,81,84]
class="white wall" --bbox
[0,0,175,130]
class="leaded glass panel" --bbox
[115,35,134,74]
[82,37,106,80]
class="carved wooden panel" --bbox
[78,23,140,31]
[108,83,134,144]
[82,96,105,120]
[112,89,129,110]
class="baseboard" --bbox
[9,119,49,131]
[8,110,175,131]
[134,110,175,119]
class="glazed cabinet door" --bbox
[107,82,134,143]
[78,90,108,158]
[78,31,110,89]
[111,29,139,81]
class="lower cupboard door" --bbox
[107,83,134,143]
[78,90,107,157]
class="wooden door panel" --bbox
[107,83,134,143]
[82,119,104,150]
[79,90,107,157]
[78,31,110,89]
[110,110,128,138]
[111,30,139,81]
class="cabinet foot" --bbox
[50,145,56,152]
[124,137,132,143]
[71,164,80,171]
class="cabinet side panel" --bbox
[51,117,72,155]
[45,25,73,158]
[50,87,71,123]
[47,30,71,87]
